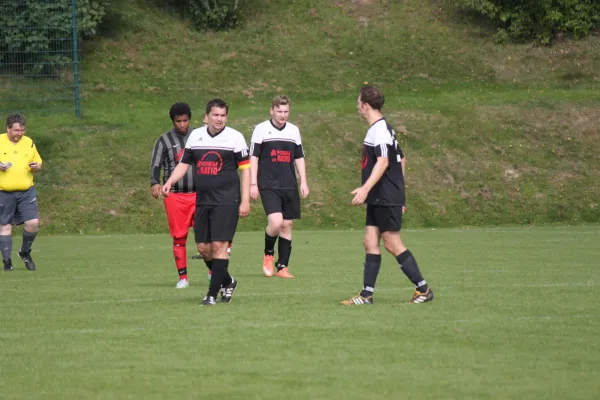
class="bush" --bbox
[0,0,108,75]
[154,0,241,31]
[447,0,600,44]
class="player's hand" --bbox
[402,205,406,214]
[28,162,41,172]
[161,182,172,197]
[250,185,259,201]
[351,186,369,205]
[151,184,162,199]
[239,200,250,217]
[300,182,309,199]
[0,163,7,172]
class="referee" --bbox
[0,114,43,271]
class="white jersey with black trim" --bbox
[250,120,304,190]
[181,125,250,206]
[362,118,405,206]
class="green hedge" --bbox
[448,0,600,44]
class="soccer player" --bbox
[162,98,250,306]
[341,86,434,305]
[151,103,197,289]
[250,95,309,278]
[0,114,43,271]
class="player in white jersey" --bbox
[250,95,309,278]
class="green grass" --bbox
[2,0,600,233]
[1,226,599,399]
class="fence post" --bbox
[71,0,81,118]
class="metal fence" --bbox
[0,0,81,118]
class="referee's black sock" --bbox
[276,237,292,270]
[0,235,12,260]
[264,231,278,256]
[204,259,213,272]
[360,254,381,298]
[208,258,227,298]
[396,250,428,293]
[20,230,37,253]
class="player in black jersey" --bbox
[162,99,250,305]
[341,86,434,305]
[250,96,309,278]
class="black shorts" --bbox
[259,188,301,220]
[194,205,239,243]
[0,186,39,225]
[365,204,403,233]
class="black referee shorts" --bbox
[194,205,239,243]
[259,188,301,220]
[365,204,403,233]
[0,186,39,225]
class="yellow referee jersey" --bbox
[0,133,43,191]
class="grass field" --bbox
[1,226,599,399]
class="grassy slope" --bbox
[23,0,600,233]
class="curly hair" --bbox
[6,114,26,129]
[169,103,192,121]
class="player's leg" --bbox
[380,207,433,304]
[260,189,283,277]
[275,189,301,278]
[0,191,17,271]
[164,193,191,288]
[194,206,214,283]
[15,187,39,270]
[342,205,382,305]
[201,206,239,305]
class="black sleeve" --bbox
[294,144,304,159]
[150,137,165,186]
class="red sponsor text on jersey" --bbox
[197,151,223,175]
[270,149,291,163]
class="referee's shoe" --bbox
[18,251,36,271]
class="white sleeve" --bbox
[233,130,249,155]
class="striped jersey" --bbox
[181,125,250,206]
[362,118,405,206]
[250,120,304,190]
[150,127,195,193]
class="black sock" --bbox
[222,259,233,287]
[0,235,11,260]
[264,231,278,256]
[360,254,381,297]
[20,230,37,253]
[204,259,213,272]
[276,237,292,270]
[208,258,227,298]
[396,250,428,293]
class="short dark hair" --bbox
[359,85,385,111]
[205,98,228,115]
[6,114,26,129]
[169,102,192,121]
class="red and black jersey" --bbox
[250,120,304,190]
[362,118,405,206]
[181,126,250,206]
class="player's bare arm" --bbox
[239,168,251,217]
[294,157,309,199]
[249,155,260,200]
[351,156,388,205]
[161,162,190,196]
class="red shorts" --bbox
[163,192,196,238]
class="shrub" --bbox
[447,0,600,44]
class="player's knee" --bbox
[173,236,187,247]
[268,213,284,229]
[280,220,293,234]
[197,243,211,257]
[24,219,39,232]
[382,234,404,255]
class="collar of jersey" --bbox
[206,126,226,137]
[269,119,286,131]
